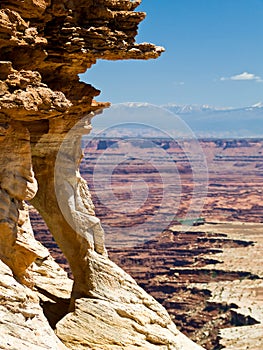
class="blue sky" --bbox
[81,0,263,108]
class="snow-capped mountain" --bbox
[91,102,263,139]
[251,102,263,108]
[162,102,263,115]
[163,102,263,138]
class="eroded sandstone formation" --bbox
[0,0,162,298]
[0,1,205,349]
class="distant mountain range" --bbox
[162,102,263,138]
[163,102,263,115]
[91,102,263,139]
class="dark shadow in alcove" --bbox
[36,286,71,329]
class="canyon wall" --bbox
[0,1,204,349]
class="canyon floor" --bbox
[109,221,263,349]
[31,137,263,349]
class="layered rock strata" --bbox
[109,222,263,350]
[0,1,204,349]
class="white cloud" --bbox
[220,71,263,82]
[173,81,185,86]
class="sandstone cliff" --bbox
[0,1,204,349]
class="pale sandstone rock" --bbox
[0,259,68,350]
[219,324,263,350]
[182,222,263,350]
[0,120,48,286]
[56,252,204,350]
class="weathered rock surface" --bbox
[0,259,67,350]
[0,1,203,349]
[55,252,204,350]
